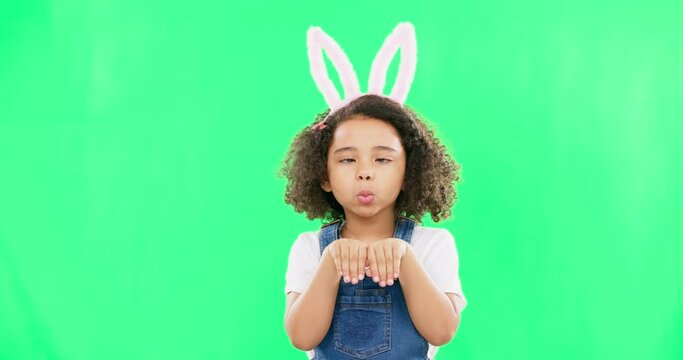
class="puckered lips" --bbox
[357,190,375,204]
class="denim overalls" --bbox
[312,216,429,360]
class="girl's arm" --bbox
[399,246,460,346]
[284,248,340,351]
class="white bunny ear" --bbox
[307,26,362,111]
[367,22,417,104]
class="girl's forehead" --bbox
[330,132,403,155]
[333,116,400,139]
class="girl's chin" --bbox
[347,205,384,218]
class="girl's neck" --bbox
[340,209,397,242]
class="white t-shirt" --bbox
[284,224,467,360]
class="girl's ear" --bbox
[321,180,332,192]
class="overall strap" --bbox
[393,216,416,244]
[319,219,342,257]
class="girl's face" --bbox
[321,115,406,219]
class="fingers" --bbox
[381,245,392,286]
[331,240,402,288]
[368,248,379,284]
[376,247,387,287]
[349,243,359,284]
[392,243,401,280]
[328,245,343,279]
[358,246,367,281]
[336,240,368,284]
[340,244,350,283]
[367,247,391,287]
[365,241,403,287]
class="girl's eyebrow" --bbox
[333,146,398,154]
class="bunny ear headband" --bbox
[307,22,417,130]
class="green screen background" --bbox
[1,0,681,359]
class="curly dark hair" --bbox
[276,94,461,225]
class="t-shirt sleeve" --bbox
[284,233,319,295]
[421,229,467,314]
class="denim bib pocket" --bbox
[333,294,392,359]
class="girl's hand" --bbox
[325,238,369,285]
[366,238,407,287]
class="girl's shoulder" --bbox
[412,225,454,242]
[290,229,324,261]
[410,225,457,254]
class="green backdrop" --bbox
[1,0,681,359]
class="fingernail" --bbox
[345,275,350,282]
[359,274,364,280]
[387,279,393,286]
[394,273,398,278]
[373,276,379,282]
[380,281,385,287]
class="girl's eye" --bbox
[339,158,392,163]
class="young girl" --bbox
[279,22,467,360]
